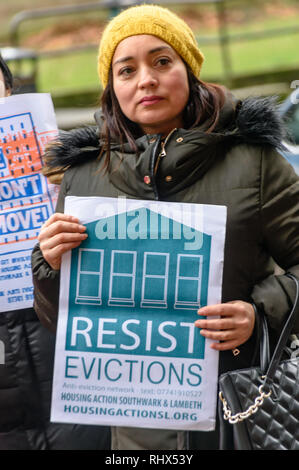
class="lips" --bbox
[139,95,163,106]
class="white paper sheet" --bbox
[0,93,58,312]
[51,196,227,431]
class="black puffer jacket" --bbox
[0,307,110,450]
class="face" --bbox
[0,68,10,98]
[112,35,190,136]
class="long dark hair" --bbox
[0,54,13,92]
[99,65,226,170]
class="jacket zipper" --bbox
[149,135,162,201]
[149,128,177,201]
[154,128,177,174]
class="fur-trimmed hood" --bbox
[43,95,287,184]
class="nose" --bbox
[138,66,158,89]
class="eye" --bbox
[118,66,135,78]
[156,57,171,67]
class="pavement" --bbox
[55,107,97,130]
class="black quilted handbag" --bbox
[218,273,299,450]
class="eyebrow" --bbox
[112,45,173,66]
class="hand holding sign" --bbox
[38,213,88,270]
[195,300,255,351]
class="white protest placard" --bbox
[0,93,58,312]
[51,196,227,431]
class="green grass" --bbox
[0,0,102,43]
[37,50,99,93]
[200,31,299,80]
[33,29,299,95]
[2,0,299,96]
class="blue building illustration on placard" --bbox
[66,208,211,359]
[0,147,6,171]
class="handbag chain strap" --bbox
[219,384,271,424]
[219,273,299,425]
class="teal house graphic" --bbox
[66,208,211,360]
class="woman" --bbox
[32,5,299,450]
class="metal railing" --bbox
[8,1,226,50]
[6,0,299,86]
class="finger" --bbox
[198,304,233,317]
[42,219,86,236]
[45,240,84,259]
[38,220,86,242]
[194,318,233,330]
[210,339,241,351]
[42,212,79,228]
[40,231,88,250]
[199,328,236,342]
[198,302,246,318]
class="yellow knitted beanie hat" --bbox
[98,4,204,88]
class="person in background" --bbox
[0,54,13,97]
[0,53,110,450]
[31,5,299,450]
